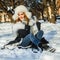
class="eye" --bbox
[21,14,24,15]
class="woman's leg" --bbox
[18,33,39,51]
[36,30,56,52]
[35,30,44,41]
[30,34,40,46]
[18,34,32,47]
[18,33,40,47]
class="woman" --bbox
[2,5,55,52]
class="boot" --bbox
[37,37,49,52]
[38,43,43,52]
[40,37,49,44]
[42,44,56,53]
[38,43,56,53]
[31,43,39,53]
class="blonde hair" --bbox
[14,12,29,24]
[24,12,29,24]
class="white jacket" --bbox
[13,19,39,35]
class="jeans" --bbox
[20,30,44,47]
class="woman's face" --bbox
[18,12,25,20]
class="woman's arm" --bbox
[29,19,36,26]
[29,19,39,35]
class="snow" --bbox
[0,19,60,60]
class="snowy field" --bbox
[0,19,60,60]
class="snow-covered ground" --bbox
[0,19,60,60]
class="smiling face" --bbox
[18,12,25,21]
[17,12,29,24]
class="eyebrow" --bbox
[18,13,24,15]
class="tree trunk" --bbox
[47,0,56,23]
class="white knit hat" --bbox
[12,5,32,20]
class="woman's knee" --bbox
[39,30,44,35]
[37,30,44,36]
[36,30,44,40]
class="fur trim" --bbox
[12,5,32,20]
